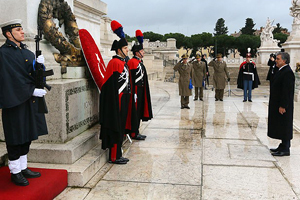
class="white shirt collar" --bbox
[278,64,288,71]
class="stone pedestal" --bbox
[295,72,300,102]
[257,47,280,65]
[0,78,99,143]
[282,23,300,70]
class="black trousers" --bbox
[109,93,129,161]
[280,140,291,151]
[6,142,31,161]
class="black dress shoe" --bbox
[200,98,203,101]
[138,134,147,139]
[11,172,29,186]
[271,151,290,156]
[193,98,198,101]
[181,106,184,109]
[132,134,146,140]
[120,157,129,162]
[270,148,279,153]
[220,99,223,101]
[109,158,128,164]
[248,100,252,102]
[243,100,247,102]
[21,168,41,178]
[215,99,219,101]
[185,106,190,109]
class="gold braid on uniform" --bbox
[38,0,85,73]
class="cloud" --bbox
[105,0,293,36]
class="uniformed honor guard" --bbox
[127,30,153,140]
[191,54,206,101]
[266,53,278,84]
[99,20,130,164]
[174,54,192,109]
[208,53,230,101]
[268,52,295,156]
[237,52,260,102]
[0,19,48,186]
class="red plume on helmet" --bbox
[135,30,144,45]
[110,20,127,51]
[131,29,144,53]
[111,20,125,39]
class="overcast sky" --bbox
[104,0,293,37]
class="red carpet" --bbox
[0,167,68,200]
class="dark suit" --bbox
[267,64,295,151]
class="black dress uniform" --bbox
[0,35,48,186]
[0,40,48,146]
[99,20,130,164]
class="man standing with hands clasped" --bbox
[268,52,295,156]
[0,19,48,186]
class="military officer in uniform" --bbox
[208,53,230,101]
[191,54,206,101]
[174,54,192,109]
[127,30,153,140]
[99,20,130,164]
[237,52,260,102]
[0,19,48,186]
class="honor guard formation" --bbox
[0,14,297,200]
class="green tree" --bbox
[241,18,256,35]
[143,31,163,41]
[190,32,214,56]
[235,34,260,56]
[274,33,289,47]
[213,35,235,57]
[163,33,192,49]
[273,23,282,34]
[125,34,135,42]
[214,18,228,36]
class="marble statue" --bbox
[260,18,275,43]
[260,18,279,46]
[291,0,300,24]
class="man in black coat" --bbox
[0,19,48,186]
[268,52,295,156]
[201,54,209,89]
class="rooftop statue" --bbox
[260,18,279,46]
[291,0,300,24]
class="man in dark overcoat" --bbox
[0,19,48,186]
[268,52,295,156]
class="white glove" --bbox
[134,93,137,103]
[33,88,47,97]
[36,55,45,64]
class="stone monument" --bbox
[257,18,280,65]
[0,0,115,186]
[282,0,300,102]
[282,0,300,70]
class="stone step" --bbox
[0,142,7,166]
[28,124,100,164]
[28,142,108,187]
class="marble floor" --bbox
[55,81,300,200]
